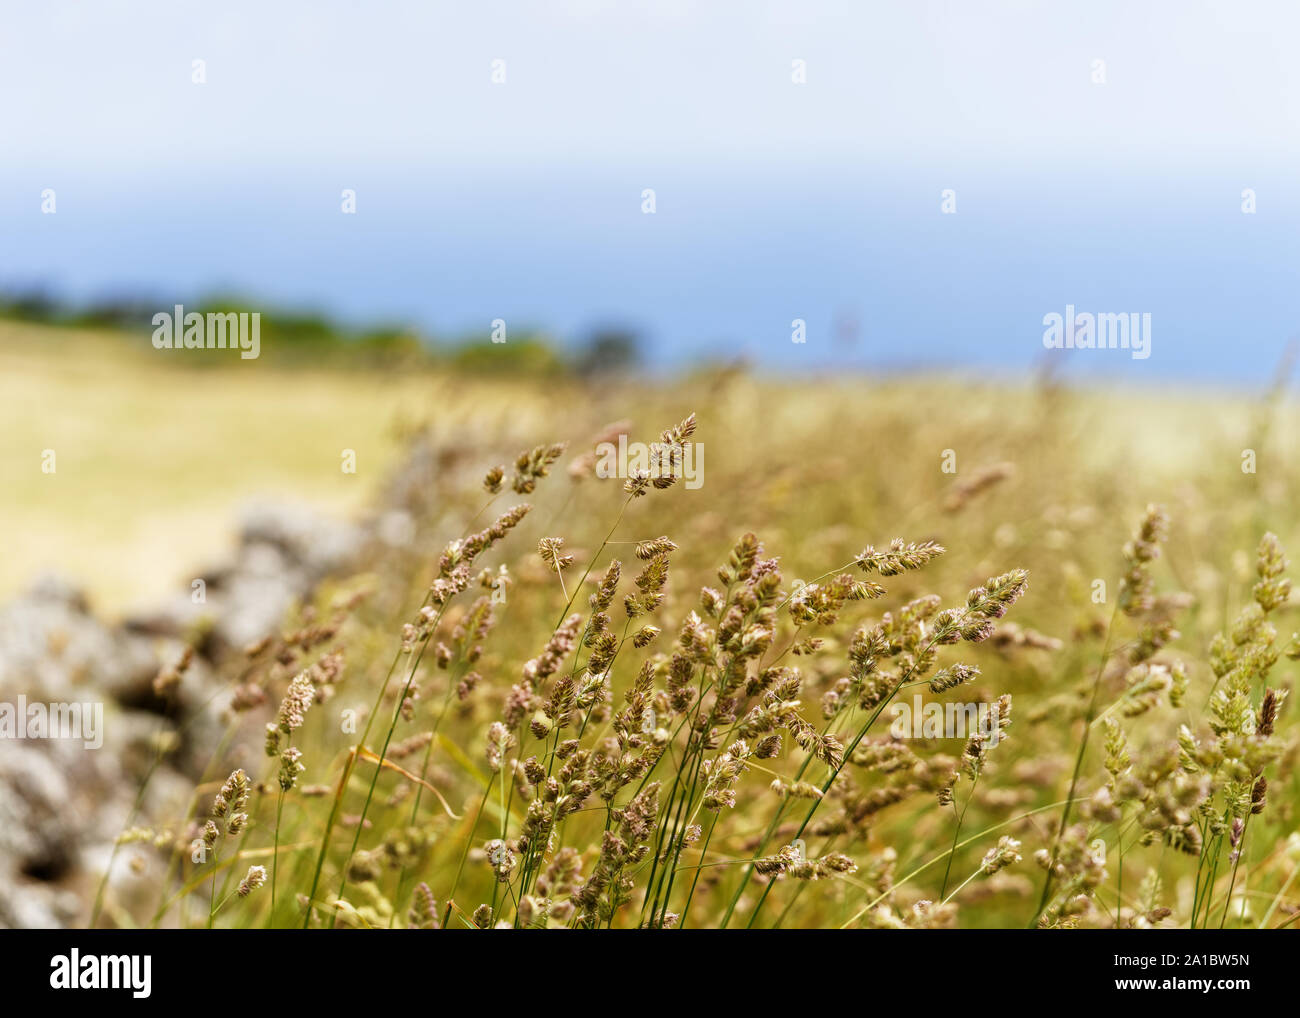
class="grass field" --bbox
[0,322,559,611]
[6,319,1290,614]
[8,321,1300,929]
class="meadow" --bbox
[6,322,1299,929]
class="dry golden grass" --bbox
[10,323,1300,929]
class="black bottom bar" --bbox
[0,928,1277,1006]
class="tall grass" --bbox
[92,375,1300,929]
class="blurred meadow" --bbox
[0,319,558,610]
[7,315,1295,614]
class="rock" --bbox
[0,744,80,882]
[0,494,376,927]
[0,575,157,707]
[237,500,364,581]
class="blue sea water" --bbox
[3,160,1297,384]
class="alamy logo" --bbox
[0,696,103,749]
[152,305,260,359]
[888,695,1003,747]
[1042,304,1151,360]
[594,434,704,490]
[50,950,151,998]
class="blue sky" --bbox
[2,1,1298,379]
